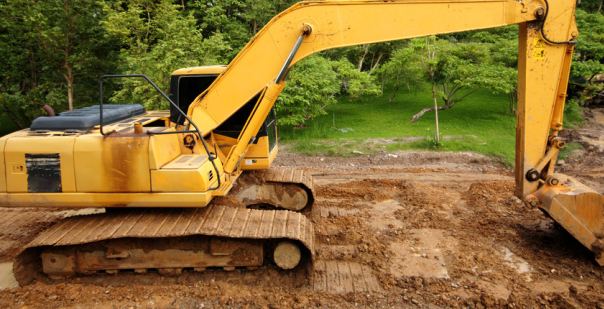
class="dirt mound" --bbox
[463,181,523,214]
[316,179,411,202]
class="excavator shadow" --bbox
[512,218,597,266]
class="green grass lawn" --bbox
[280,86,518,164]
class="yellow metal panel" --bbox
[190,0,539,133]
[74,135,151,192]
[242,142,278,170]
[149,132,181,170]
[0,137,6,192]
[214,134,276,170]
[244,136,269,158]
[151,169,205,192]
[5,135,76,193]
[0,192,212,208]
[151,156,215,192]
[240,158,270,170]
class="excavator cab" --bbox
[169,66,279,170]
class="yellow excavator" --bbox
[0,0,602,285]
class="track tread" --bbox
[312,260,381,294]
[14,205,314,285]
[251,167,315,200]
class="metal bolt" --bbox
[546,176,560,186]
[534,7,545,19]
[551,137,566,149]
[526,169,540,182]
[557,140,566,149]
[302,23,313,35]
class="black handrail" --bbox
[98,74,222,190]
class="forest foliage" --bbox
[0,0,602,130]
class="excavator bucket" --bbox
[536,175,604,264]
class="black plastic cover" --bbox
[30,104,146,131]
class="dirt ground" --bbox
[0,109,602,308]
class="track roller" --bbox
[273,241,302,270]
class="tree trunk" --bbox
[389,75,401,103]
[64,63,74,111]
[508,90,517,114]
[389,86,400,103]
[63,0,74,111]
[252,20,258,34]
[410,100,455,123]
[432,83,440,144]
[369,52,383,74]
[357,45,369,71]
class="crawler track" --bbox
[14,205,314,285]
[234,167,315,211]
[257,167,315,200]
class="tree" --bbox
[376,44,424,102]
[103,0,230,109]
[276,56,339,126]
[189,0,297,59]
[424,37,441,144]
[189,0,250,57]
[403,39,516,122]
[330,59,382,99]
[578,0,603,13]
[0,0,119,129]
[571,9,604,105]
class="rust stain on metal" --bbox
[103,135,149,192]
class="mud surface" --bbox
[560,108,604,193]
[0,111,602,308]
